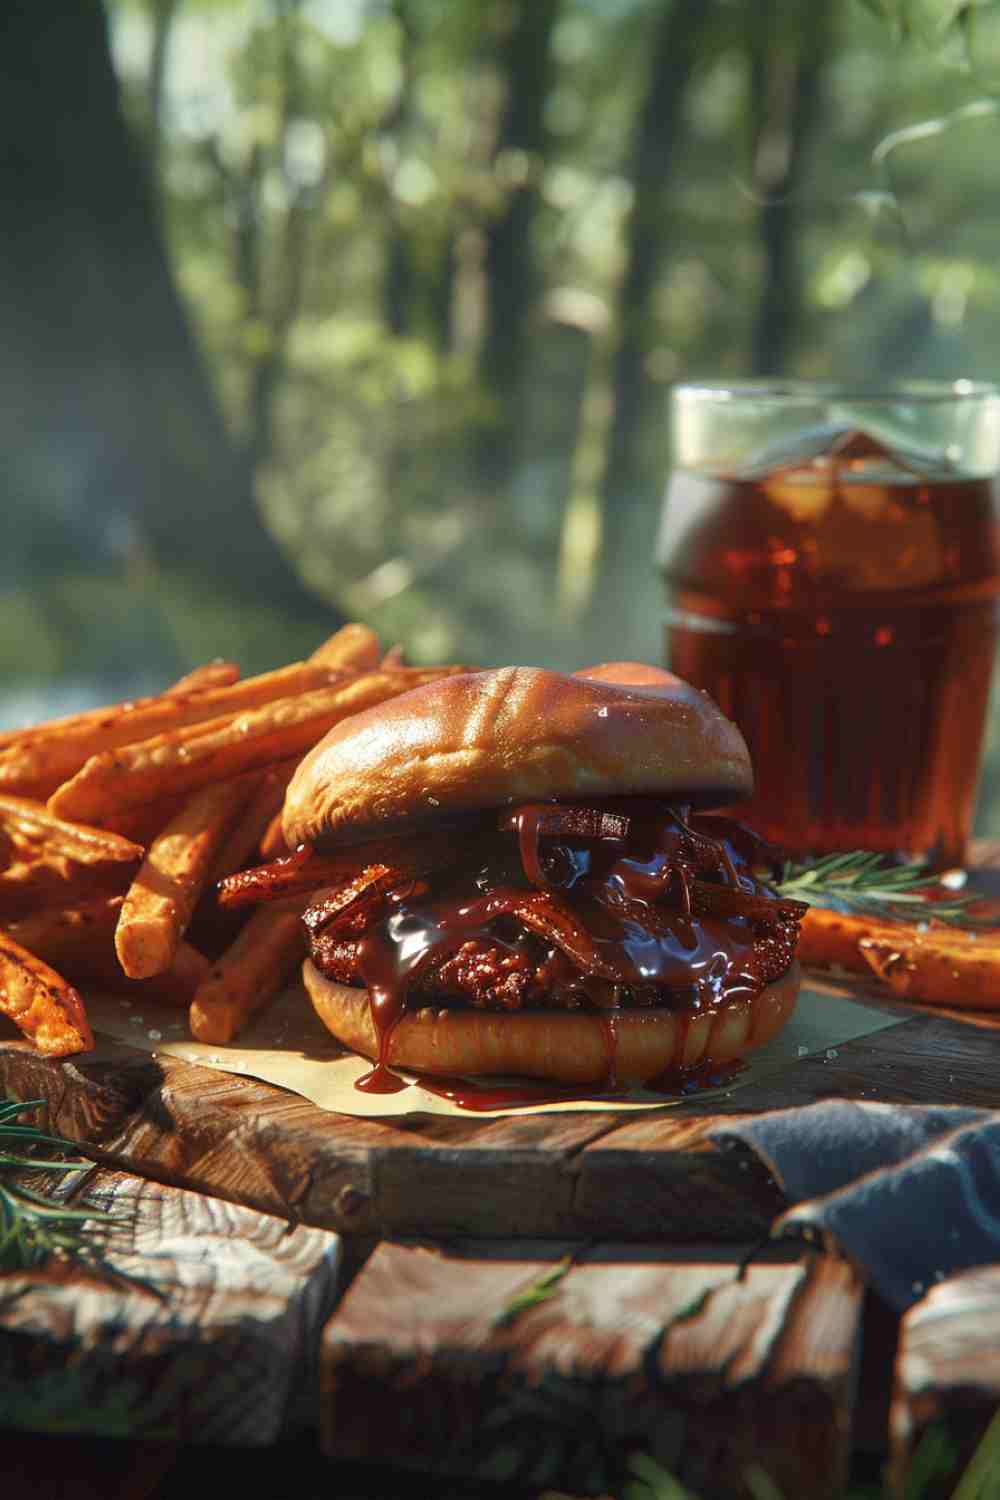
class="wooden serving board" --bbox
[4,840,1000,1244]
[0,989,996,1243]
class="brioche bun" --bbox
[283,664,752,850]
[303,958,800,1086]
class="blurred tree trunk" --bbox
[382,0,419,338]
[429,231,457,354]
[244,0,313,477]
[749,0,836,375]
[0,0,337,626]
[379,1,458,353]
[593,0,713,621]
[476,0,562,493]
[516,317,594,579]
[147,0,180,187]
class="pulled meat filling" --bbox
[304,801,805,1015]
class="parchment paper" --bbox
[83,979,904,1118]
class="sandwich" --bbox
[224,663,806,1095]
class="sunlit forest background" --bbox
[6,0,1000,825]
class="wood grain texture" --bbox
[320,1239,863,1498]
[889,1266,1000,1499]
[0,1168,341,1445]
[0,1031,624,1237]
[570,1007,1000,1238]
[1,993,997,1240]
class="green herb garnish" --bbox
[777,850,975,925]
[497,1255,573,1325]
[0,1097,113,1271]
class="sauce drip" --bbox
[599,1013,620,1091]
[416,1054,748,1111]
[515,804,548,890]
[355,1065,409,1094]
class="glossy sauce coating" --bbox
[304,802,797,1098]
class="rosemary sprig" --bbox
[0,1097,113,1271]
[777,850,974,924]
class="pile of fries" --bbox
[0,625,459,1057]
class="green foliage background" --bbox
[9,0,1000,828]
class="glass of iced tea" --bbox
[659,379,1000,868]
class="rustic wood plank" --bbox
[575,1009,1000,1238]
[3,990,998,1242]
[107,1074,623,1240]
[571,1114,788,1241]
[0,1168,341,1445]
[889,1266,1000,1499]
[320,1239,864,1499]
[693,1009,1000,1112]
[0,1031,624,1237]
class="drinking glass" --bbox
[658,379,1000,868]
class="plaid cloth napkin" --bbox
[711,1100,999,1309]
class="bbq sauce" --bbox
[355,1060,409,1094]
[393,1052,748,1111]
[310,803,790,1100]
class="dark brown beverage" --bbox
[660,428,1000,866]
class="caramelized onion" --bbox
[217,830,489,909]
[477,888,634,984]
[689,880,807,924]
[671,808,741,886]
[498,804,631,842]
[301,867,399,935]
[217,845,321,908]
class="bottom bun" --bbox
[302,959,801,1086]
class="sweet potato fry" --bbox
[97,796,190,845]
[8,893,125,960]
[0,659,342,799]
[0,798,141,922]
[309,623,382,672]
[166,660,241,694]
[207,760,298,886]
[859,924,1000,1009]
[796,906,885,974]
[115,775,259,979]
[258,808,289,861]
[49,667,461,825]
[141,940,213,1006]
[4,895,210,1002]
[189,899,307,1044]
[0,794,144,866]
[0,854,129,921]
[0,661,239,759]
[0,931,93,1055]
[798,905,1000,1010]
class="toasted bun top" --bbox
[282,663,752,850]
